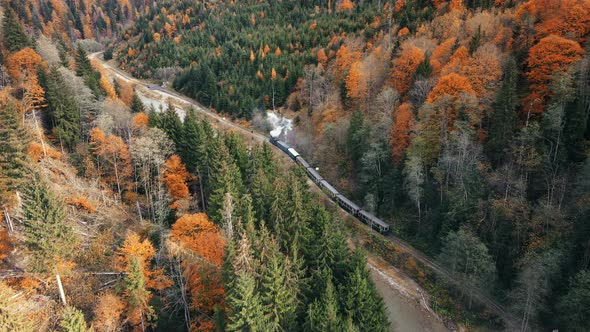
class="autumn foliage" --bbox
[170,213,226,331]
[66,197,97,213]
[89,128,133,196]
[390,45,425,94]
[390,103,415,164]
[525,35,584,113]
[163,155,191,202]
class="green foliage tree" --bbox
[438,228,496,302]
[0,99,29,208]
[2,9,31,52]
[75,46,102,97]
[60,306,90,332]
[486,57,519,165]
[0,281,33,331]
[38,66,81,150]
[130,92,145,113]
[226,272,267,331]
[123,256,155,330]
[304,271,343,332]
[557,270,590,331]
[21,177,76,270]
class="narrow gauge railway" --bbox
[270,136,390,234]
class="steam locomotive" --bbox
[270,136,390,233]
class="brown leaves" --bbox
[6,48,45,82]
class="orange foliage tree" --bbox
[162,155,191,206]
[427,73,477,130]
[116,232,172,328]
[430,38,457,74]
[390,45,425,95]
[335,44,362,77]
[346,61,368,101]
[517,0,590,41]
[525,35,584,114]
[0,229,13,260]
[170,213,226,331]
[89,128,133,197]
[390,103,415,165]
[337,0,355,11]
[92,292,125,331]
[6,48,46,115]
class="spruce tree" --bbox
[41,67,81,150]
[0,99,29,208]
[304,271,342,332]
[21,177,76,270]
[159,105,183,147]
[180,109,201,172]
[130,92,145,113]
[60,306,90,332]
[75,46,102,97]
[2,10,31,52]
[226,272,267,331]
[344,265,389,332]
[260,241,298,331]
[123,256,155,329]
[485,57,518,165]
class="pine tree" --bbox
[21,177,76,270]
[2,10,31,52]
[130,92,145,113]
[486,57,518,165]
[344,251,389,331]
[304,272,342,332]
[40,67,81,150]
[260,240,298,331]
[60,306,90,332]
[75,46,102,97]
[159,105,183,146]
[180,109,201,173]
[123,256,155,330]
[0,98,29,209]
[226,272,267,331]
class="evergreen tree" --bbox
[21,177,76,270]
[304,272,342,332]
[40,67,81,150]
[208,143,243,224]
[159,105,183,147]
[75,46,102,97]
[557,270,590,331]
[60,306,90,332]
[0,99,29,208]
[343,264,389,332]
[486,57,518,165]
[130,92,145,113]
[260,241,298,331]
[226,272,267,331]
[2,10,31,52]
[123,256,155,330]
[179,109,201,172]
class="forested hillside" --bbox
[112,0,590,330]
[2,0,590,331]
[0,2,389,331]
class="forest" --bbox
[1,0,590,331]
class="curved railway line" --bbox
[91,52,520,331]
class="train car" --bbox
[320,180,339,198]
[295,155,311,169]
[287,148,300,160]
[335,194,361,215]
[275,140,290,154]
[306,167,323,184]
[358,210,390,233]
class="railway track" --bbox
[91,52,520,331]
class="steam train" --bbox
[270,136,390,234]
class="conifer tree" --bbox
[39,67,81,150]
[2,10,31,52]
[226,272,267,331]
[304,272,342,332]
[0,98,29,208]
[123,256,155,330]
[60,306,90,332]
[75,46,102,97]
[260,240,298,331]
[21,177,76,270]
[130,92,145,113]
